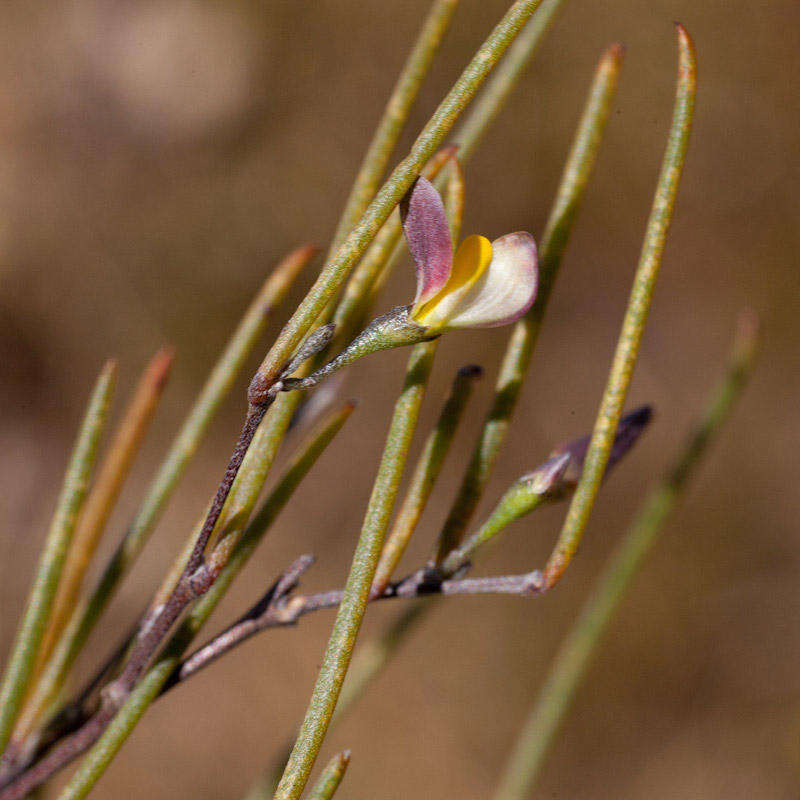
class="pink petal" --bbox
[400,177,453,307]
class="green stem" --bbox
[454,0,567,161]
[435,42,625,563]
[20,247,313,748]
[440,486,550,577]
[334,602,429,728]
[543,26,697,588]
[372,362,481,595]
[44,402,354,800]
[257,437,573,797]
[258,46,628,784]
[0,361,116,754]
[273,341,438,800]
[328,0,460,255]
[253,0,544,389]
[492,312,757,800]
[307,751,351,800]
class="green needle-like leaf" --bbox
[307,751,351,800]
[492,312,756,800]
[435,41,625,562]
[0,361,116,754]
[18,247,313,753]
[543,25,697,589]
[274,340,438,800]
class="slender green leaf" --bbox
[492,312,756,800]
[0,361,116,753]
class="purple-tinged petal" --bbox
[400,176,453,309]
[443,231,538,329]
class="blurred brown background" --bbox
[1,0,798,797]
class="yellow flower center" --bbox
[412,234,492,327]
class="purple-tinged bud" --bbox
[553,405,653,489]
[439,407,652,574]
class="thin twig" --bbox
[92,380,312,696]
[173,561,544,686]
[109,321,333,697]
[543,25,697,589]
[492,312,757,800]
[16,247,314,759]
[0,361,116,756]
[0,400,354,800]
[171,555,317,684]
[106,402,268,697]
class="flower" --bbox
[401,176,538,333]
[279,175,538,393]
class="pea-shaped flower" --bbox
[401,176,538,332]
[280,176,538,392]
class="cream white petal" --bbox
[443,232,538,329]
